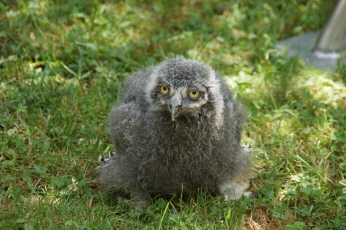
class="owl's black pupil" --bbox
[192,91,196,95]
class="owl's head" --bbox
[146,57,225,123]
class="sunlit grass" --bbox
[1,0,345,229]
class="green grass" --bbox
[1,0,345,229]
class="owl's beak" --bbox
[169,95,182,121]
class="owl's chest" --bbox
[140,121,221,193]
[142,153,218,195]
[152,115,210,140]
[154,126,212,156]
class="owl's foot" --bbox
[96,152,116,170]
[218,171,257,200]
[131,200,150,211]
[130,193,150,211]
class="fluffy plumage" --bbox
[99,57,253,209]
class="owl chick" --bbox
[99,57,254,209]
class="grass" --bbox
[1,0,345,229]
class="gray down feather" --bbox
[99,57,252,206]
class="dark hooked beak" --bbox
[170,95,182,121]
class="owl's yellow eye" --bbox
[160,85,169,95]
[189,90,200,99]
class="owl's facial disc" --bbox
[158,84,208,121]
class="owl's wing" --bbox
[108,101,143,151]
[107,68,153,155]
[122,67,154,104]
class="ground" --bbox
[0,0,345,229]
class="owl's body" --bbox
[100,57,253,208]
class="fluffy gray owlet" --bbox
[99,57,254,209]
